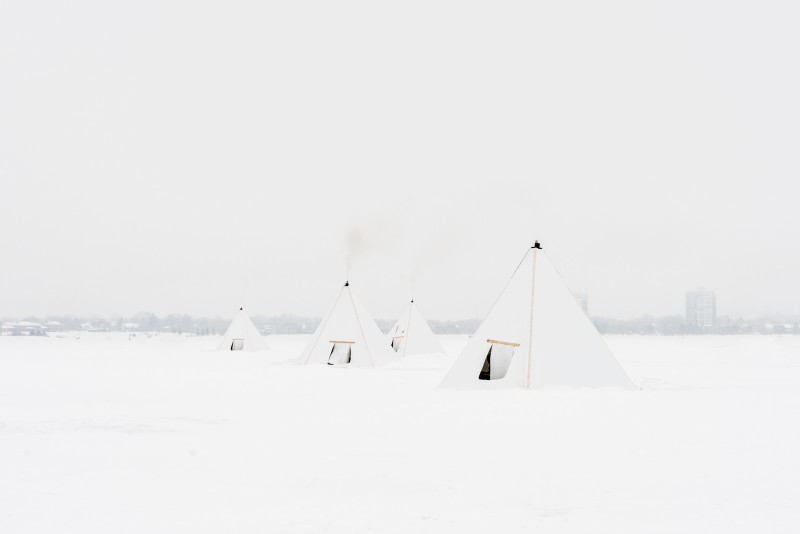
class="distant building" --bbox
[574,293,589,316]
[686,290,716,328]
[0,321,47,336]
[44,320,63,332]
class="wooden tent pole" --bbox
[525,248,538,389]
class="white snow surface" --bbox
[1,333,799,533]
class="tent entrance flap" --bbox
[328,341,354,365]
[478,340,517,380]
[391,336,405,353]
[230,339,244,351]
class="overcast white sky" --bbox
[1,0,798,321]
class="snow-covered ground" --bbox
[1,333,799,533]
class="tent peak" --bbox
[239,307,243,311]
[532,241,542,249]
[344,281,349,287]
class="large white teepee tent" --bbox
[299,282,398,367]
[387,300,445,357]
[440,243,635,389]
[217,308,269,352]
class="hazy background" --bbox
[1,0,797,321]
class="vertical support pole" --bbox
[525,248,538,389]
[349,287,376,368]
[401,301,412,359]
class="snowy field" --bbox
[1,334,799,533]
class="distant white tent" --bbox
[217,308,268,352]
[440,243,635,389]
[299,282,398,367]
[387,300,445,357]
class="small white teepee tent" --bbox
[440,243,635,389]
[387,300,445,357]
[299,282,398,367]
[217,308,268,352]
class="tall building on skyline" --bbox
[686,289,716,328]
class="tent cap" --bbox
[533,241,542,249]
[410,298,414,303]
[240,307,243,310]
[344,281,349,286]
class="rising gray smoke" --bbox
[343,215,403,278]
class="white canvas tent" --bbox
[217,308,269,352]
[299,282,398,367]
[440,243,635,389]
[387,300,445,357]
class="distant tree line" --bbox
[591,314,800,335]
[1,313,480,336]
[1,313,797,336]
